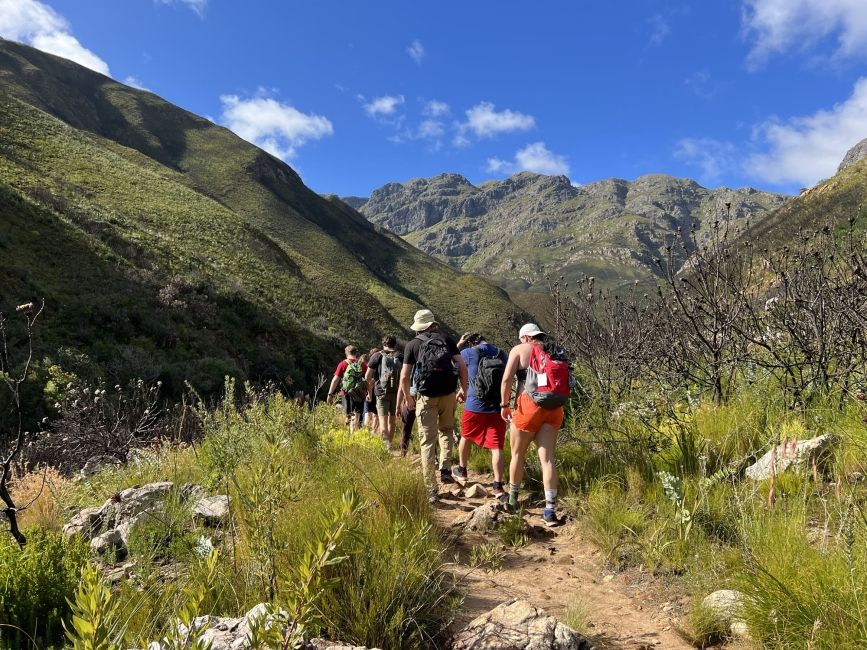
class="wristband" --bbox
[500,403,511,409]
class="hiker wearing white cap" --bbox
[398,309,468,503]
[500,323,571,527]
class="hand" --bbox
[500,406,511,423]
[457,386,466,403]
[405,395,416,412]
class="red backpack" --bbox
[525,343,571,408]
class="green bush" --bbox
[0,528,88,648]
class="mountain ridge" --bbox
[353,171,791,291]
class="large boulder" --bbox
[745,434,837,481]
[452,599,592,650]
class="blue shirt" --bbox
[461,343,508,413]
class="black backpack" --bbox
[415,333,458,397]
[473,346,505,408]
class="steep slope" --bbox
[0,39,525,393]
[359,172,790,291]
[747,153,867,247]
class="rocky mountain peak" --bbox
[838,138,867,173]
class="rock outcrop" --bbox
[63,482,229,557]
[838,138,867,172]
[452,598,592,650]
[745,434,837,481]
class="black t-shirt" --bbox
[403,332,459,367]
[368,349,403,396]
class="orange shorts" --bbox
[512,392,564,433]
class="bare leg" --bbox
[509,421,535,490]
[535,424,559,492]
[491,448,504,484]
[458,436,471,468]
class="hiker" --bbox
[362,348,379,432]
[397,309,468,503]
[452,333,509,502]
[326,345,368,434]
[365,336,402,452]
[500,323,571,526]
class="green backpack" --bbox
[341,360,367,402]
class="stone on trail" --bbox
[452,598,593,650]
[745,434,836,481]
[452,503,515,533]
[90,528,125,556]
[465,484,489,499]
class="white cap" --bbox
[518,323,544,339]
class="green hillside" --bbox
[0,39,525,394]
[745,156,867,246]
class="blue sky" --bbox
[3,0,867,196]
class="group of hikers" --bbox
[326,309,571,527]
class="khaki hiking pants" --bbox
[416,392,456,492]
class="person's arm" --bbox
[327,374,340,403]
[500,348,522,422]
[398,363,414,411]
[365,365,375,400]
[455,354,468,403]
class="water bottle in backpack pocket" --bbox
[525,343,571,408]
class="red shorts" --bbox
[461,410,507,450]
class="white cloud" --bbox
[423,99,450,117]
[407,39,425,65]
[745,77,867,185]
[219,94,333,160]
[648,13,671,46]
[0,0,110,75]
[486,142,570,176]
[363,94,405,118]
[417,119,445,139]
[155,0,207,16]
[674,137,737,182]
[463,102,535,138]
[123,75,149,91]
[743,0,867,66]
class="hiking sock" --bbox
[492,481,504,491]
[544,488,558,512]
[508,483,521,507]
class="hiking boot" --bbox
[440,468,455,484]
[452,466,468,483]
[493,483,508,504]
[542,509,559,527]
[506,492,519,512]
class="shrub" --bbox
[0,528,88,648]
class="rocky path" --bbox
[430,469,694,650]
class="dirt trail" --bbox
[430,468,694,650]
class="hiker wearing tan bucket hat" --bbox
[397,309,468,503]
